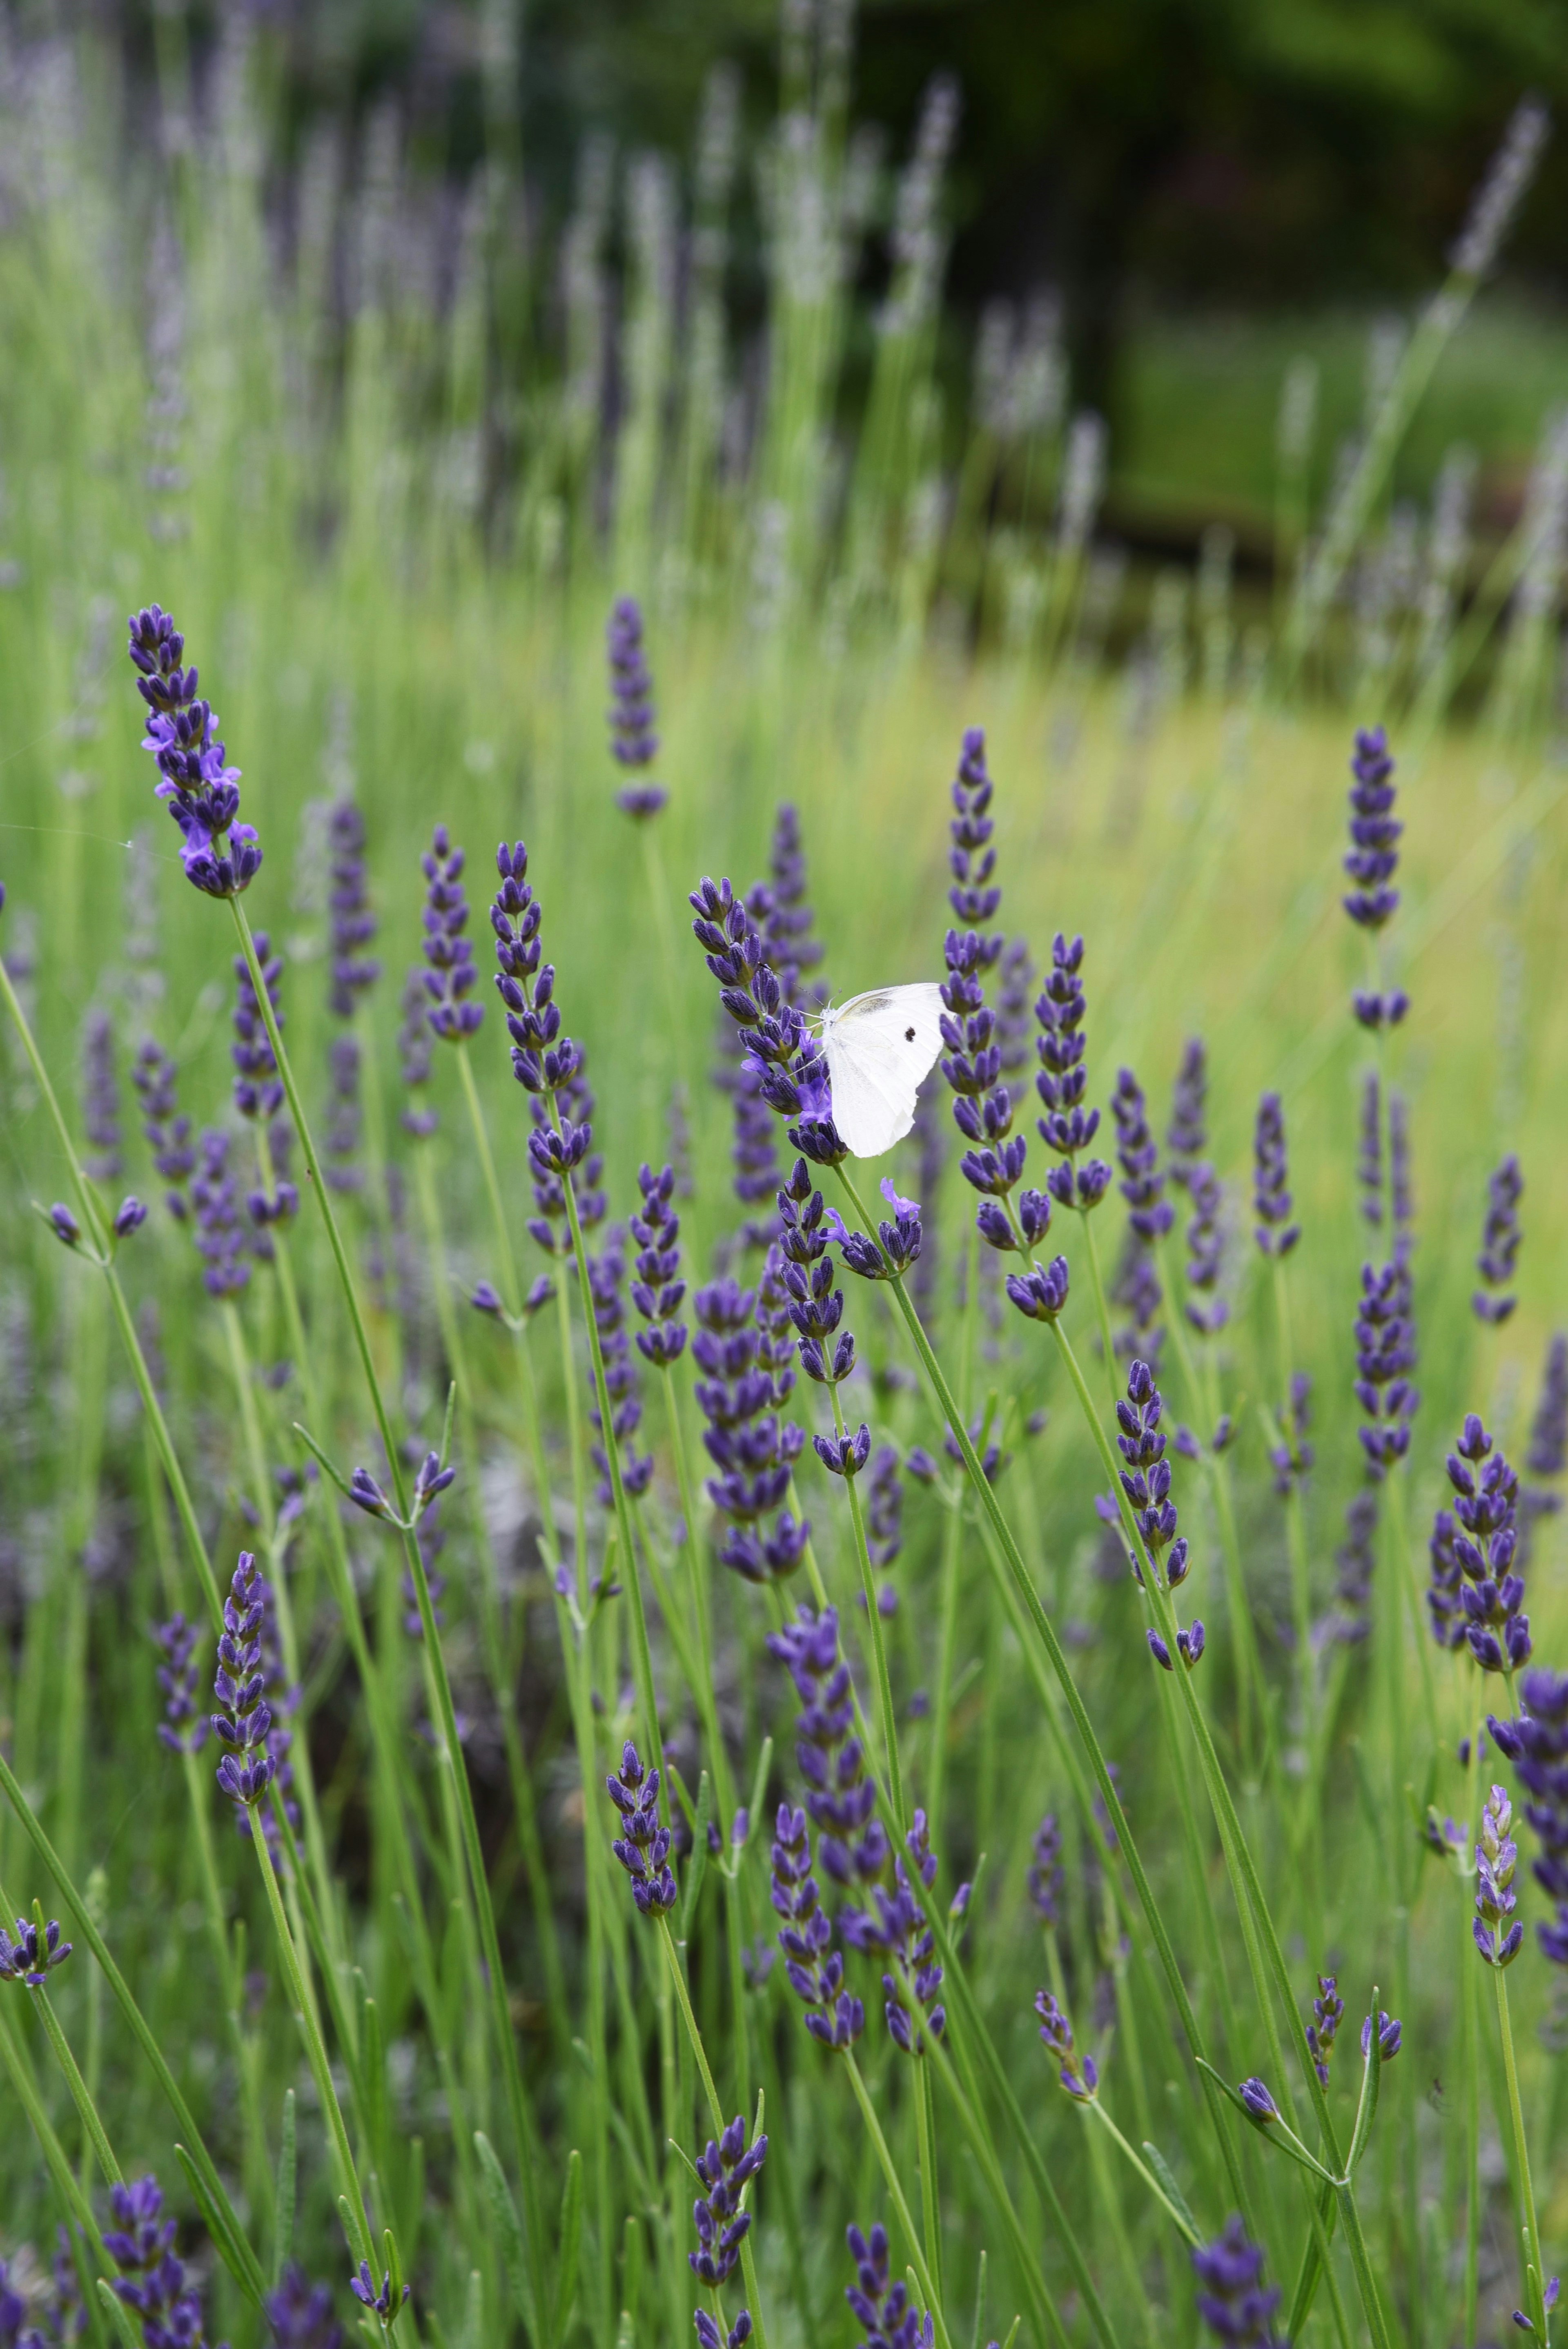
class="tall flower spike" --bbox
[108,2174,220,2346]
[1521,1334,1568,1562]
[1116,1358,1203,1668]
[191,1130,251,1299]
[770,1802,864,2048]
[996,938,1036,1110]
[266,2264,345,2349]
[421,827,484,1043]
[1439,1414,1529,1673]
[629,1162,688,1366]
[81,1010,122,1181]
[127,606,261,897]
[1252,1093,1299,1257]
[607,597,666,818]
[1488,1669,1568,1963]
[1343,728,1401,921]
[1473,1155,1523,1324]
[688,2115,768,2287]
[846,2223,934,2349]
[1305,1972,1344,2088]
[326,798,379,1018]
[691,875,841,1168]
[1110,1069,1171,1240]
[767,1605,887,1931]
[1183,1161,1228,1335]
[1473,1783,1522,1968]
[1353,1261,1418,1478]
[606,1740,678,1917]
[874,1812,949,2055]
[132,1039,195,1219]
[491,842,603,1245]
[1033,1986,1098,2101]
[1036,936,1111,1211]
[396,967,438,1137]
[777,1156,856,1385]
[587,1233,653,1504]
[1029,1813,1064,1925]
[1168,1038,1207,1190]
[232,929,285,1121]
[210,1551,275,1809]
[1191,2218,1284,2349]
[692,1264,808,1585]
[154,1613,209,1754]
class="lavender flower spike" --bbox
[606,1741,678,1918]
[688,2115,768,2287]
[846,2224,934,2349]
[770,1801,865,2048]
[607,597,666,818]
[211,1552,276,1809]
[1033,1986,1098,2101]
[0,1915,72,1986]
[1252,1094,1299,1257]
[1117,1358,1204,1669]
[1473,1783,1523,1968]
[107,2175,219,2345]
[327,799,379,1018]
[1191,2218,1284,2349]
[1441,1413,1530,1674]
[127,606,261,896]
[421,827,484,1043]
[1474,1156,1523,1324]
[1488,1669,1568,1963]
[1344,725,1410,1030]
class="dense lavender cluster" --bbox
[191,1131,251,1299]
[586,1232,653,1502]
[628,1161,688,1366]
[1034,1986,1098,2100]
[421,827,484,1043]
[767,1606,886,1935]
[606,1741,677,1918]
[845,2224,934,2349]
[607,597,666,817]
[107,2175,219,2349]
[692,1266,808,1584]
[210,1552,275,1810]
[1343,726,1409,1030]
[771,1802,864,2048]
[127,606,261,896]
[688,2116,767,2288]
[1191,2219,1283,2349]
[1429,1415,1530,1674]
[691,876,840,1169]
[1352,1260,1418,1477]
[132,1038,195,1218]
[1116,1359,1203,1670]
[154,1612,208,1754]
[231,932,285,1122]
[1491,1671,1568,1964]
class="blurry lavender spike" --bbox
[265,2263,345,2349]
[1183,1163,1229,1336]
[323,1034,363,1195]
[402,1499,447,1641]
[154,1616,207,1766]
[942,1417,1008,1486]
[191,1130,251,1298]
[1028,1812,1064,1926]
[1306,1973,1344,2088]
[0,1914,72,1986]
[421,826,484,1043]
[1270,1373,1314,1497]
[1473,1781,1523,1968]
[771,1803,864,2049]
[1111,1229,1165,1371]
[687,2115,768,2287]
[396,965,437,1137]
[1326,1489,1378,1645]
[1033,1986,1098,2100]
[846,2223,935,2349]
[1390,1090,1414,1242]
[1448,96,1551,281]
[1353,1261,1418,1479]
[879,71,961,341]
[878,1811,947,2053]
[995,939,1036,1110]
[1056,412,1107,556]
[108,2173,223,2349]
[1110,1069,1172,1240]
[1487,1669,1568,1962]
[1473,1155,1523,1324]
[689,873,840,1168]
[48,1203,82,1250]
[762,804,825,1007]
[691,1260,808,1585]
[1442,1414,1529,1675]
[1035,938,1110,1211]
[210,1552,276,1809]
[629,1161,688,1367]
[606,597,666,818]
[113,1196,147,1239]
[947,727,1002,946]
[1357,1073,1383,1227]
[1190,2216,1284,2349]
[767,1606,886,1922]
[132,1038,195,1217]
[588,1231,653,1504]
[326,798,379,1018]
[125,605,261,897]
[1520,1335,1568,1562]
[1167,1038,1207,1190]
[605,1740,678,1918]
[80,1009,122,1180]
[232,929,285,1121]
[865,1446,903,1607]
[1414,446,1478,680]
[1342,726,1401,932]
[1252,1093,1299,1257]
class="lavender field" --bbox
[0,15,1566,2349]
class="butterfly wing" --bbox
[823,983,946,1158]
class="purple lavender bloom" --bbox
[1473,1781,1523,1967]
[132,1039,195,1218]
[606,1740,678,1918]
[1306,1972,1344,2088]
[396,967,438,1137]
[695,2312,752,2349]
[1488,1669,1568,1963]
[1168,1038,1207,1190]
[1238,2077,1279,2123]
[1033,1986,1098,2100]
[714,807,826,1241]
[770,1802,864,2048]
[107,2174,219,2345]
[1353,1261,1418,1478]
[1343,725,1401,931]
[1110,1231,1164,1369]
[688,2115,768,2287]
[767,1606,887,1923]
[1252,1093,1299,1258]
[846,2224,933,2349]
[114,1196,148,1239]
[1183,1162,1228,1335]
[864,1446,902,1614]
[1028,1813,1064,1926]
[778,1157,857,1384]
[761,806,826,1006]
[1440,1415,1529,1673]
[1521,1335,1568,1561]
[323,1035,363,1196]
[326,800,379,1018]
[629,1162,688,1366]
[127,606,261,897]
[877,1811,948,2055]
[191,1130,251,1298]
[81,1010,122,1181]
[47,1203,81,1250]
[606,597,665,818]
[1117,1357,1204,1667]
[491,842,609,1246]
[588,1231,653,1503]
[154,1614,209,1754]
[1474,1156,1523,1324]
[1110,1069,1170,1240]
[691,876,842,1168]
[232,931,284,1123]
[266,2264,343,2349]
[692,1264,808,1585]
[348,2267,408,2323]
[421,827,484,1043]
[1191,2218,1284,2349]
[211,1551,275,1809]
[1035,935,1110,1210]
[0,1915,71,1986]
[815,1424,871,1478]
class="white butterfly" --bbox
[817,983,947,1159]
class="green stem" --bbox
[1494,1965,1548,2342]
